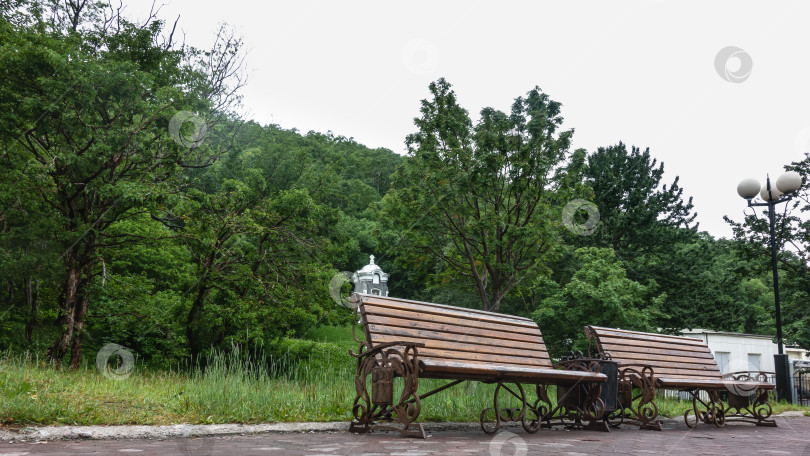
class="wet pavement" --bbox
[2,417,809,455]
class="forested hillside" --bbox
[1,0,808,370]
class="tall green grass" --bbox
[1,332,808,426]
[0,343,507,425]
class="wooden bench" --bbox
[348,294,609,438]
[584,326,776,430]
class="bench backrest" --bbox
[353,294,553,370]
[585,326,723,381]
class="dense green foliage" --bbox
[381,79,575,312]
[1,0,808,374]
[533,247,664,355]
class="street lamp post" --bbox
[737,170,803,402]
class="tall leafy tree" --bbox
[0,0,243,366]
[383,79,573,312]
[579,143,710,328]
[583,143,697,258]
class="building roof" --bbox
[680,328,774,339]
[352,255,388,282]
[680,328,807,352]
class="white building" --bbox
[352,255,389,297]
[679,329,810,373]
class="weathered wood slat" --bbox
[357,295,536,325]
[636,367,722,378]
[600,342,716,359]
[589,326,708,346]
[657,377,775,389]
[363,305,541,338]
[371,343,546,368]
[360,296,537,327]
[601,348,719,367]
[367,326,551,361]
[369,333,550,361]
[365,314,544,345]
[420,359,606,385]
[596,334,710,352]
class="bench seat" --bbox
[656,377,775,390]
[420,359,607,385]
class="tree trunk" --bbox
[187,283,210,367]
[25,278,38,343]
[47,245,95,367]
[47,254,81,367]
[5,278,14,309]
[69,263,92,368]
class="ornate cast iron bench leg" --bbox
[749,388,776,427]
[479,381,536,435]
[618,365,662,431]
[721,388,776,427]
[581,382,609,432]
[534,382,609,432]
[722,371,777,427]
[683,389,726,429]
[548,357,610,432]
[349,341,426,439]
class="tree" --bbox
[649,235,774,332]
[576,143,713,329]
[532,247,663,358]
[0,1,243,366]
[582,143,697,259]
[383,79,573,312]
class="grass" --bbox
[304,325,360,351]
[1,325,808,426]
[0,348,507,426]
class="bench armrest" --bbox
[613,363,656,385]
[723,370,773,383]
[616,363,655,375]
[553,358,604,374]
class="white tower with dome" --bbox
[352,255,389,296]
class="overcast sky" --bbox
[129,0,810,239]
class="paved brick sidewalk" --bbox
[2,417,809,455]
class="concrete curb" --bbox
[0,422,348,442]
[2,413,805,442]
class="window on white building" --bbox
[747,353,761,371]
[715,352,730,374]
